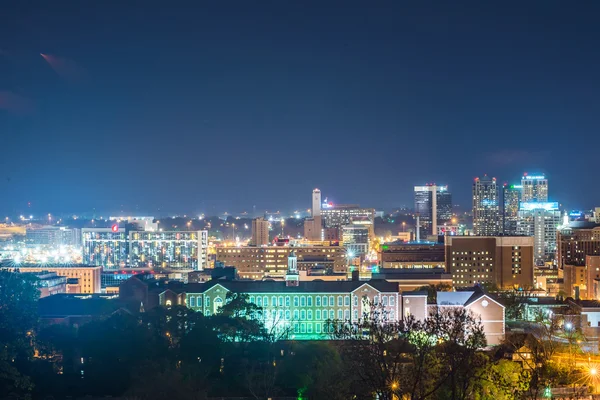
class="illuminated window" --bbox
[293,296,299,307]
[307,296,313,307]
[300,296,306,307]
[316,296,321,306]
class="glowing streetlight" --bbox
[591,368,597,376]
[565,322,573,331]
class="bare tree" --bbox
[329,301,487,400]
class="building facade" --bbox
[473,176,501,236]
[414,185,452,238]
[516,202,561,264]
[342,224,370,257]
[5,264,102,293]
[179,279,421,339]
[446,236,535,290]
[321,204,375,229]
[215,245,347,279]
[26,226,81,247]
[557,224,600,269]
[503,184,521,235]
[251,217,270,246]
[521,174,548,203]
[82,227,208,271]
[312,188,321,217]
[378,242,445,270]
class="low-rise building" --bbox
[378,242,445,270]
[435,289,505,345]
[1,263,102,293]
[215,244,346,279]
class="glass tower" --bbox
[472,176,501,236]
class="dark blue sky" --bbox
[1,1,599,216]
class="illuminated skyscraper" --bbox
[414,185,452,238]
[516,202,561,263]
[503,184,522,235]
[251,217,270,246]
[472,176,501,236]
[521,174,548,202]
[312,188,321,217]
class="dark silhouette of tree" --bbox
[330,302,488,400]
[0,270,39,398]
[210,292,266,342]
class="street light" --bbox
[565,322,573,331]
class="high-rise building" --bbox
[445,236,535,289]
[414,185,453,238]
[342,223,370,257]
[521,174,548,202]
[251,217,270,246]
[436,186,453,224]
[312,188,321,217]
[503,184,522,235]
[128,230,208,271]
[26,226,81,247]
[516,202,561,264]
[82,227,208,271]
[557,224,600,269]
[321,204,375,229]
[82,227,128,269]
[473,176,501,236]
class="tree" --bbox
[209,292,266,342]
[78,312,170,396]
[473,359,529,399]
[416,283,452,303]
[331,302,489,400]
[0,270,39,398]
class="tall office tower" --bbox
[251,217,270,246]
[521,173,548,202]
[414,185,452,237]
[473,176,501,236]
[516,202,561,264]
[312,188,321,217]
[436,186,453,226]
[503,184,522,235]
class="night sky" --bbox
[1,1,599,216]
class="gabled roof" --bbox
[182,279,398,294]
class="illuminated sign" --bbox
[524,175,545,180]
[509,185,523,189]
[569,211,583,217]
[520,202,559,211]
[111,224,119,232]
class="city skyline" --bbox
[2,2,599,214]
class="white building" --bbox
[517,202,561,264]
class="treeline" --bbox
[0,271,584,400]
